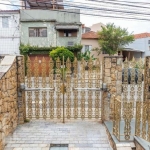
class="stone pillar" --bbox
[16,56,25,124]
[102,56,122,121]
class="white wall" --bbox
[0,12,20,55]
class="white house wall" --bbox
[0,12,20,55]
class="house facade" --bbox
[123,33,150,60]
[81,22,107,60]
[20,9,82,47]
[81,31,108,60]
[0,10,20,55]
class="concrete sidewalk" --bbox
[4,120,112,150]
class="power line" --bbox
[87,0,150,9]
[17,0,150,18]
[12,0,150,20]
[1,2,150,21]
[18,1,150,20]
[88,0,150,5]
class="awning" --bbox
[55,25,79,30]
[123,48,144,52]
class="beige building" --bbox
[81,23,108,60]
[90,22,105,32]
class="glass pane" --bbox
[29,28,36,37]
[2,17,9,28]
[85,45,89,51]
[39,28,47,37]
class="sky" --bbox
[0,0,150,34]
[70,0,150,34]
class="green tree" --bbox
[95,23,134,55]
[49,47,74,62]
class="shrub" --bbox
[49,47,74,62]
[77,50,96,61]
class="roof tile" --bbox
[134,33,150,39]
[82,31,99,39]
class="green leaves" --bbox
[49,47,74,62]
[77,50,96,61]
[97,23,134,55]
[19,44,83,55]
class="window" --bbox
[2,17,9,28]
[85,45,89,51]
[29,28,47,37]
[64,30,72,37]
[68,41,74,46]
[85,45,92,51]
[149,40,150,44]
[102,50,108,54]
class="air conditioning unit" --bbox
[68,41,74,46]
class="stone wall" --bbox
[102,56,122,120]
[17,56,25,124]
[0,55,25,150]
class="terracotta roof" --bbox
[82,31,99,39]
[134,33,150,39]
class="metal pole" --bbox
[63,56,65,123]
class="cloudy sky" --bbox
[0,0,20,10]
[0,0,150,34]
[68,0,150,34]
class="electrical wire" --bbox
[1,2,150,21]
[87,0,150,8]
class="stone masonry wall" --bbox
[0,56,25,150]
[17,56,25,124]
[102,56,122,120]
[0,56,18,150]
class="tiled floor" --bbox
[4,120,112,150]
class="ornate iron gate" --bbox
[25,56,102,122]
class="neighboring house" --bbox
[82,24,91,34]
[123,33,150,60]
[81,22,107,60]
[81,31,108,60]
[20,9,82,48]
[0,10,20,55]
[90,22,105,32]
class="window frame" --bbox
[29,27,47,37]
[64,30,72,37]
[2,16,10,28]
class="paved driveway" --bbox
[4,120,112,150]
